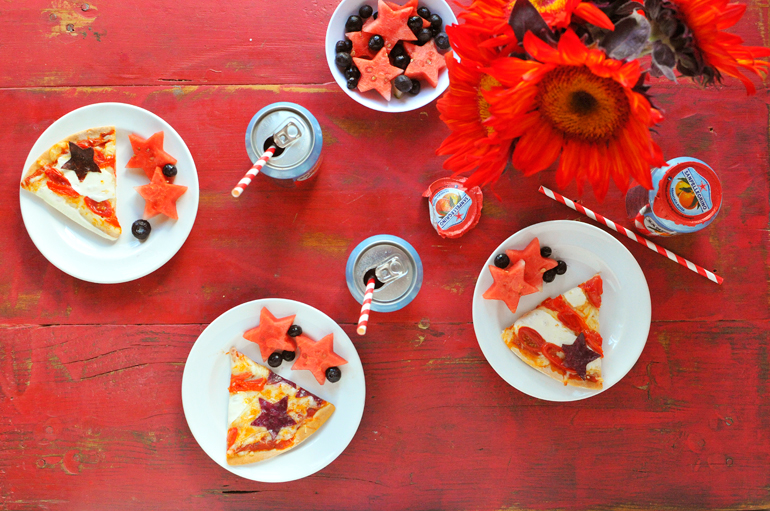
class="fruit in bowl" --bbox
[332,0,450,103]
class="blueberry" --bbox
[162,164,177,178]
[335,39,352,53]
[555,260,567,275]
[407,15,423,33]
[335,52,352,69]
[408,79,421,95]
[392,54,409,69]
[131,219,151,241]
[368,34,384,52]
[431,26,442,37]
[372,11,378,19]
[345,65,360,80]
[282,350,296,362]
[288,325,302,337]
[416,27,432,45]
[428,13,443,29]
[390,42,405,57]
[540,246,552,258]
[543,269,557,283]
[346,76,359,90]
[268,352,283,367]
[434,32,450,49]
[359,4,373,18]
[394,74,413,92]
[345,15,363,32]
[326,367,342,383]
[494,253,510,269]
[417,6,431,19]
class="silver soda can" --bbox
[346,235,423,312]
[245,102,323,185]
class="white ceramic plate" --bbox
[472,220,651,402]
[182,298,366,482]
[19,102,199,284]
[325,0,456,112]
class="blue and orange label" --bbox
[667,166,714,216]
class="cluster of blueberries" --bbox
[268,324,342,383]
[494,246,568,283]
[334,3,450,94]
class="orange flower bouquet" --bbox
[436,0,769,199]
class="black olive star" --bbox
[562,333,601,380]
[61,142,100,181]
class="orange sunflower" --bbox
[483,30,665,199]
[460,0,614,31]
[664,0,770,93]
[436,23,517,187]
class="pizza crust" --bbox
[509,343,603,390]
[226,402,335,466]
[21,126,120,240]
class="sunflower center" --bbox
[477,74,501,134]
[511,0,569,15]
[535,65,630,143]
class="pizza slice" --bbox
[20,126,121,240]
[501,275,604,389]
[226,348,335,466]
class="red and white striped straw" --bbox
[538,186,723,285]
[356,277,376,335]
[231,146,276,197]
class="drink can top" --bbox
[346,235,423,312]
[651,157,722,227]
[422,177,483,238]
[245,102,322,180]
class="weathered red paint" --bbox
[1,0,769,509]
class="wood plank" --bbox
[1,85,768,326]
[0,321,768,510]
[0,0,766,88]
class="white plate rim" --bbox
[181,298,366,482]
[472,220,651,402]
[19,102,199,284]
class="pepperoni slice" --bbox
[580,275,603,308]
[226,427,238,450]
[84,197,114,218]
[542,343,572,374]
[517,327,545,354]
[47,182,79,198]
[583,330,604,357]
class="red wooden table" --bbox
[1,1,769,509]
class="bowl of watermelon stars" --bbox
[326,0,456,112]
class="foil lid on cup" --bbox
[423,177,483,238]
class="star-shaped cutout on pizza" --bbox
[363,0,416,50]
[61,142,101,181]
[561,333,601,379]
[505,238,558,291]
[292,333,348,385]
[127,131,177,180]
[243,308,297,362]
[251,396,296,438]
[353,48,404,101]
[134,167,188,220]
[482,259,539,313]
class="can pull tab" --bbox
[374,256,408,285]
[272,119,302,149]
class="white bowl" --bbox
[325,0,456,112]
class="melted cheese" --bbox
[563,287,586,308]
[54,153,115,203]
[35,185,115,240]
[514,309,576,347]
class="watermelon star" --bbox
[135,167,188,220]
[127,131,177,180]
[354,48,404,101]
[363,0,416,50]
[403,40,447,89]
[292,333,348,385]
[483,260,539,313]
[243,308,297,362]
[506,238,558,291]
[346,31,375,59]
